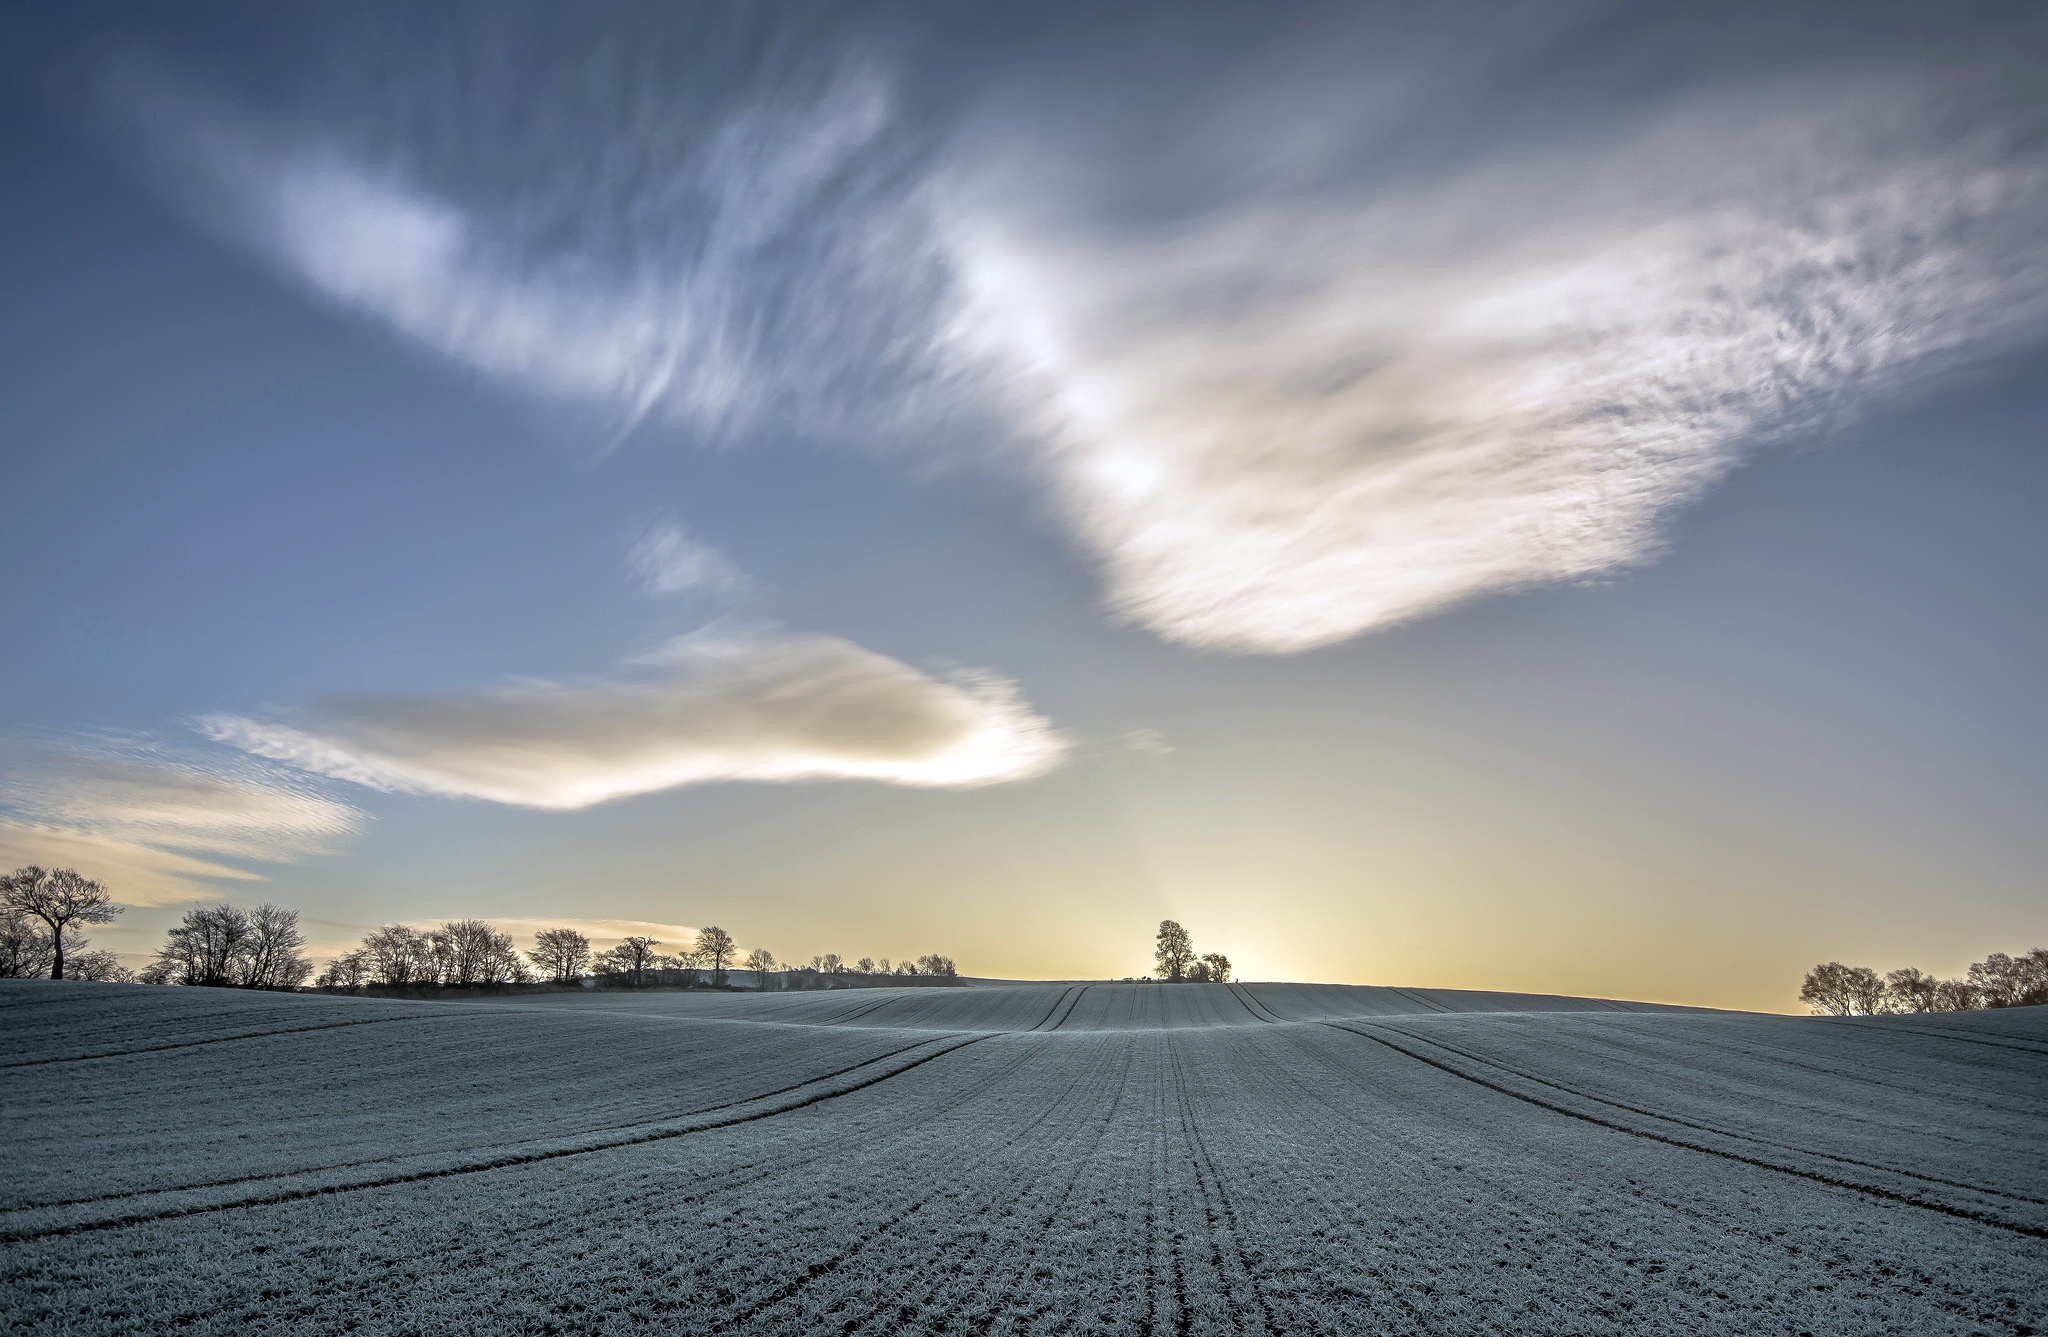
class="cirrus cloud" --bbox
[201,632,1068,809]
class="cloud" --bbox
[0,740,364,905]
[935,75,2048,651]
[112,30,2048,655]
[627,520,749,598]
[115,58,940,444]
[202,632,1068,809]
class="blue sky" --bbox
[3,2,2045,1007]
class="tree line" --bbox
[306,922,962,992]
[1153,920,1232,982]
[1800,946,2048,1015]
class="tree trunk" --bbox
[49,926,64,981]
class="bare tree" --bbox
[528,928,592,985]
[596,935,663,987]
[876,957,891,974]
[894,959,919,976]
[744,947,776,988]
[1200,952,1232,983]
[65,948,134,983]
[695,926,737,986]
[237,904,313,990]
[818,952,845,974]
[436,920,527,986]
[1800,962,1888,1016]
[2,866,123,980]
[316,949,371,991]
[1154,920,1195,983]
[147,904,254,987]
[1884,967,1939,1013]
[1186,959,1212,982]
[855,956,877,974]
[1933,977,1982,1011]
[1967,949,2048,1008]
[0,907,54,979]
[915,953,958,979]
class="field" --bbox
[3,979,2045,1334]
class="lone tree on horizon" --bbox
[695,926,736,985]
[1154,920,1196,983]
[2,866,122,981]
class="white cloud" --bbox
[119,50,2048,655]
[627,520,748,597]
[935,77,2048,651]
[0,741,364,905]
[202,632,1068,809]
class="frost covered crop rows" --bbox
[3,979,2043,1334]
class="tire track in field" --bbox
[1041,984,1090,1032]
[1234,983,1290,1024]
[701,1036,1096,1334]
[1371,1021,2048,1211]
[11,1035,948,1213]
[0,1012,450,1069]
[0,1033,992,1243]
[1168,1038,1280,1337]
[955,1037,1136,1335]
[837,1035,1133,1336]
[1323,1021,2048,1240]
[1024,985,1078,1032]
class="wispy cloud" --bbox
[938,76,2048,650]
[0,739,363,905]
[627,520,749,598]
[111,30,2048,654]
[202,632,1068,809]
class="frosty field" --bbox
[3,980,2045,1335]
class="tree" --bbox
[148,904,254,987]
[876,957,891,974]
[915,953,958,980]
[0,907,54,979]
[596,935,662,987]
[855,957,876,974]
[1967,949,2048,1008]
[316,949,371,991]
[238,904,313,990]
[744,947,777,988]
[1933,977,1982,1011]
[1154,920,1195,983]
[363,924,435,986]
[695,926,737,985]
[1200,952,1232,983]
[2,866,123,980]
[1186,959,1211,983]
[65,948,134,983]
[1884,967,1939,1013]
[818,953,845,974]
[437,920,528,986]
[528,928,592,985]
[1800,961,1887,1016]
[894,959,920,976]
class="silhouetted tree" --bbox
[855,956,876,974]
[1884,967,1939,1013]
[818,953,845,974]
[596,935,662,987]
[1933,977,1982,1011]
[1968,949,2048,1008]
[316,949,371,991]
[0,907,54,978]
[1186,959,1212,982]
[876,957,891,974]
[2,866,122,981]
[363,925,436,986]
[238,904,313,989]
[744,947,776,988]
[1800,961,1888,1016]
[528,928,592,984]
[436,920,528,986]
[894,959,919,976]
[145,904,254,987]
[695,926,737,985]
[64,948,134,982]
[1154,920,1195,983]
[916,953,958,979]
[1201,952,1232,983]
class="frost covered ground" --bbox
[2,979,2044,1334]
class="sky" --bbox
[2,2,2045,1010]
